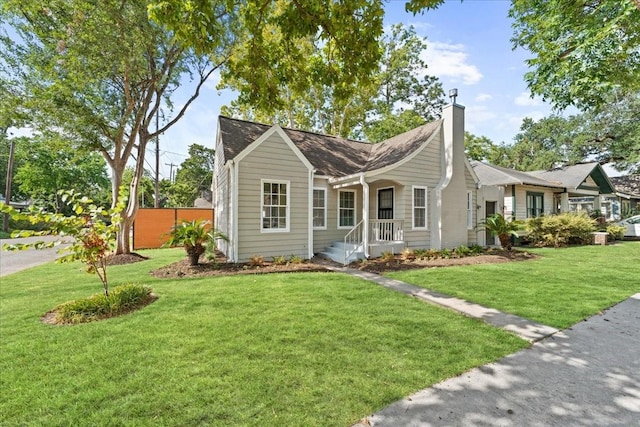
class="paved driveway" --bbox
[0,236,71,277]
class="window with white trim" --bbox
[261,180,289,232]
[467,191,473,229]
[338,190,356,228]
[526,192,544,218]
[312,188,326,229]
[413,186,427,229]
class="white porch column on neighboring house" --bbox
[593,194,602,211]
[560,192,570,213]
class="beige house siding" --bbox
[367,130,443,249]
[312,180,362,253]
[214,140,230,255]
[511,185,556,220]
[465,167,478,245]
[236,133,310,261]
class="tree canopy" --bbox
[510,0,640,110]
[221,23,444,141]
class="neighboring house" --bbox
[472,161,617,243]
[528,162,616,220]
[610,175,640,217]
[472,161,565,245]
[213,102,479,263]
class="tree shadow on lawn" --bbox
[367,295,640,426]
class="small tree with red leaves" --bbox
[1,189,127,297]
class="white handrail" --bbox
[343,219,364,264]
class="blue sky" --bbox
[158,0,555,178]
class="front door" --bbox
[378,188,394,219]
[485,201,496,245]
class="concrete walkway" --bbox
[324,265,640,426]
[325,265,559,342]
[366,293,640,426]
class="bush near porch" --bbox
[525,212,596,247]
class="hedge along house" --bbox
[213,101,479,264]
[472,161,617,244]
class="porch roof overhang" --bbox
[328,172,365,189]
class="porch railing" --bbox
[343,219,364,263]
[369,219,404,243]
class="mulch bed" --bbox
[354,249,537,274]
[149,249,538,279]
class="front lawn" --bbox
[387,242,640,329]
[0,248,527,426]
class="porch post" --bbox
[360,174,369,258]
[560,192,570,213]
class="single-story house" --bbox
[213,102,479,263]
[610,175,640,217]
[472,161,617,243]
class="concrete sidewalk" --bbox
[366,293,640,426]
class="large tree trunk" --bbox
[114,135,148,255]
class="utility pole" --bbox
[165,162,177,183]
[154,109,160,208]
[3,139,15,233]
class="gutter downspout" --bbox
[308,169,315,259]
[230,159,239,262]
[360,174,370,258]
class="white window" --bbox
[467,191,473,230]
[261,180,290,232]
[338,190,356,228]
[312,188,326,229]
[413,186,427,230]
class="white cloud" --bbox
[464,105,498,137]
[514,92,544,107]
[421,41,483,85]
[474,93,492,102]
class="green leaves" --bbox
[1,188,128,296]
[510,0,640,110]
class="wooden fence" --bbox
[132,208,214,250]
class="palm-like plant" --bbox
[164,220,227,266]
[480,214,522,250]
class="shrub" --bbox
[413,248,428,260]
[424,249,439,259]
[468,244,484,255]
[453,245,471,258]
[526,212,596,247]
[606,224,626,241]
[440,248,452,259]
[478,214,522,250]
[248,255,264,267]
[289,255,304,264]
[273,255,287,265]
[400,248,416,261]
[380,251,396,262]
[55,284,154,324]
[164,219,228,266]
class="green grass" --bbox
[0,248,527,426]
[387,242,640,329]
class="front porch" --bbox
[319,219,405,264]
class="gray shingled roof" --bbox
[217,116,441,177]
[610,175,640,197]
[527,163,599,188]
[527,162,615,193]
[470,161,563,188]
